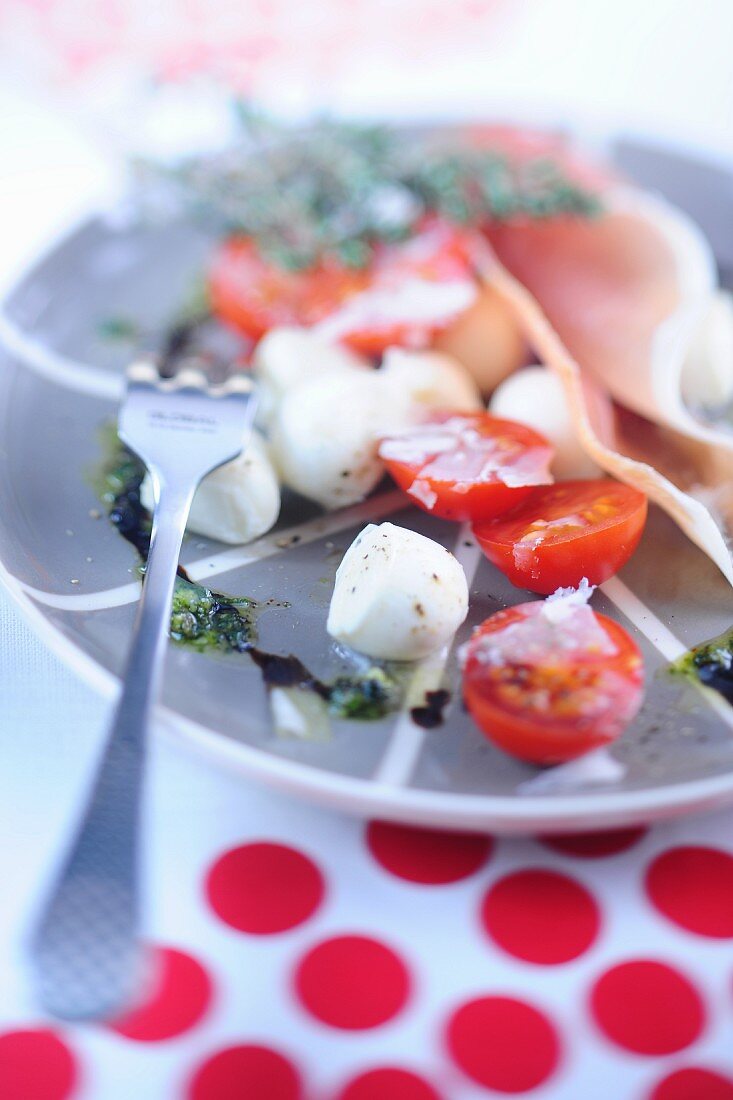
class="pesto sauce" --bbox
[94,430,405,722]
[670,628,733,704]
[329,666,403,721]
[170,576,257,653]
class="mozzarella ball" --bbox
[377,347,483,431]
[434,284,527,394]
[252,326,366,425]
[490,365,600,479]
[327,522,469,660]
[681,290,733,409]
[141,430,280,544]
[269,367,386,508]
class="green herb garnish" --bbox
[670,628,733,704]
[329,666,402,720]
[170,575,257,653]
[138,108,602,272]
[97,316,142,343]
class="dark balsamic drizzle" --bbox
[410,688,452,729]
[158,315,210,377]
[670,628,733,705]
[249,648,330,698]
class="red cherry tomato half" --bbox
[378,412,554,522]
[473,479,648,594]
[208,237,369,341]
[207,218,481,353]
[463,600,644,764]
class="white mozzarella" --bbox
[377,347,483,431]
[252,326,366,425]
[269,367,385,508]
[489,365,600,479]
[327,522,469,660]
[141,430,280,544]
[681,289,733,409]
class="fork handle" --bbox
[30,476,195,1022]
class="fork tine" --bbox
[126,360,160,384]
[127,356,256,398]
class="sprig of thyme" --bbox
[137,106,601,271]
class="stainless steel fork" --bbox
[30,360,258,1021]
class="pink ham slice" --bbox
[486,187,724,446]
[478,254,733,586]
[463,158,733,586]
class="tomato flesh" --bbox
[463,601,644,764]
[473,479,647,594]
[378,413,554,522]
[208,238,369,341]
[207,217,481,352]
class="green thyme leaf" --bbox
[137,106,602,271]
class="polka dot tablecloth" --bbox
[4,695,733,1100]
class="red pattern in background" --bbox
[206,841,325,934]
[0,0,504,95]
[108,946,213,1041]
[2,826,733,1096]
[590,960,705,1055]
[336,1067,443,1100]
[188,1045,303,1100]
[0,1030,78,1100]
[446,995,561,1092]
[646,846,733,938]
[294,934,411,1030]
[367,820,493,884]
[481,868,600,964]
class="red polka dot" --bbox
[367,821,492,884]
[646,847,733,938]
[446,996,560,1093]
[649,1067,733,1100]
[188,1044,301,1100]
[108,947,212,1041]
[294,935,410,1030]
[481,869,600,964]
[337,1067,442,1100]
[590,960,704,1055]
[0,1029,78,1100]
[540,826,646,857]
[206,842,324,934]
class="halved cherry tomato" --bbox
[378,412,554,523]
[207,217,481,353]
[463,600,644,764]
[208,238,369,341]
[473,479,647,594]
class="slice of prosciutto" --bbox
[479,255,733,586]
[486,186,727,448]
[460,135,733,587]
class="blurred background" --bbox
[1,0,732,141]
[1,0,732,287]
